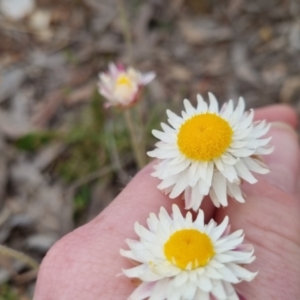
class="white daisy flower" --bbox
[121,205,257,300]
[147,93,273,210]
[98,63,155,108]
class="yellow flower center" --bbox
[164,229,215,270]
[177,113,233,161]
[116,74,132,87]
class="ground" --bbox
[0,0,300,298]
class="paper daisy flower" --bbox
[121,205,256,300]
[147,93,273,210]
[98,63,155,108]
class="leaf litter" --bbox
[0,0,300,298]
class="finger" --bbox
[262,122,299,194]
[215,123,300,299]
[253,104,298,128]
[35,161,213,300]
[34,163,173,299]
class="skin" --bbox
[34,104,300,300]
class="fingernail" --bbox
[262,122,299,193]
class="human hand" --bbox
[34,105,300,300]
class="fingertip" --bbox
[254,104,298,128]
[261,122,299,193]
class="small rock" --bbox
[0,0,35,21]
[180,18,232,45]
[166,65,192,82]
[0,69,26,103]
[29,10,51,31]
[280,76,300,103]
[26,234,57,252]
[289,21,300,51]
[231,43,260,87]
[262,63,287,85]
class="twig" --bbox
[66,155,131,195]
[13,269,39,284]
[0,245,39,270]
[66,166,114,194]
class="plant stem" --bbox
[0,244,39,270]
[117,0,147,169]
[124,109,146,169]
[117,0,133,63]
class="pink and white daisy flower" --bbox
[98,63,155,108]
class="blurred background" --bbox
[0,0,300,298]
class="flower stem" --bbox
[0,244,39,270]
[124,109,146,169]
[117,0,147,169]
[117,0,133,63]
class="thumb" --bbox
[216,122,300,299]
[262,122,299,194]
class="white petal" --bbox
[147,213,160,232]
[194,209,205,230]
[108,62,118,77]
[212,172,228,206]
[254,145,274,155]
[197,276,213,292]
[209,188,221,208]
[220,99,234,119]
[205,161,214,186]
[234,159,257,184]
[191,191,205,211]
[221,153,238,165]
[181,280,198,299]
[242,157,269,174]
[223,281,240,300]
[227,182,245,203]
[184,183,207,211]
[204,266,223,279]
[208,92,219,113]
[120,249,136,261]
[227,263,257,281]
[161,122,175,134]
[123,264,149,278]
[194,288,210,300]
[172,272,189,287]
[214,158,224,171]
[169,175,189,198]
[221,163,239,183]
[229,147,255,157]
[211,216,229,241]
[216,235,244,252]
[147,148,179,159]
[149,278,169,300]
[166,109,183,124]
[196,94,208,113]
[234,97,246,120]
[217,266,239,283]
[128,281,155,300]
[197,178,210,195]
[211,279,227,299]
[140,72,156,85]
[184,187,193,209]
[172,204,185,226]
[183,98,196,115]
